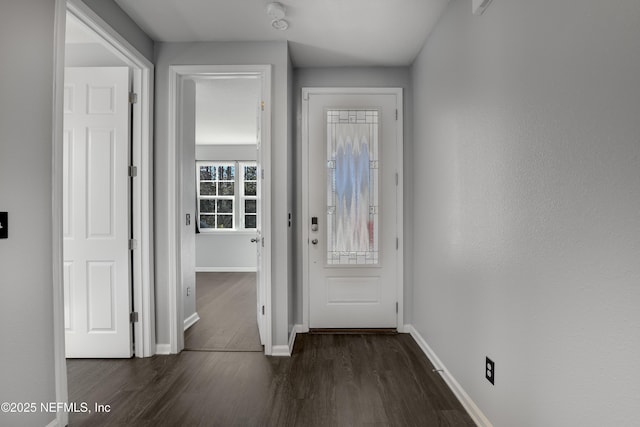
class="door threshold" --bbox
[308,328,397,335]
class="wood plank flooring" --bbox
[67,334,475,426]
[184,272,262,352]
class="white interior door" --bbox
[306,91,400,328]
[63,67,133,358]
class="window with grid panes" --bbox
[197,161,257,231]
[240,162,258,229]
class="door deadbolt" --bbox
[311,239,318,245]
[311,216,318,232]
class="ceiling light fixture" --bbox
[266,2,289,30]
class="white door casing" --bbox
[168,65,272,355]
[303,88,404,329]
[63,66,133,358]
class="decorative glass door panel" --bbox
[326,109,379,265]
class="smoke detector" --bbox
[266,2,289,30]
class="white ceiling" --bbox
[113,0,450,67]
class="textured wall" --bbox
[411,0,640,425]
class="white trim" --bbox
[184,312,200,330]
[271,345,291,357]
[300,87,404,331]
[196,267,257,273]
[52,6,67,427]
[66,0,153,69]
[406,325,493,427]
[288,324,305,354]
[155,344,172,355]
[168,65,273,356]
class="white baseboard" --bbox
[155,344,172,355]
[271,344,291,357]
[195,267,257,272]
[405,325,493,427]
[288,324,305,354]
[184,312,200,331]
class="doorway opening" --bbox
[168,65,273,355]
[52,0,154,425]
[184,75,264,352]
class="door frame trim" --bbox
[300,87,404,332]
[167,64,273,355]
[53,1,155,424]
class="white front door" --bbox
[63,67,133,358]
[305,90,402,329]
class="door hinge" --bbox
[129,92,138,104]
[129,239,137,250]
[261,101,265,111]
[130,312,139,323]
[396,237,399,250]
[128,165,137,177]
[261,305,265,315]
[395,172,399,186]
[395,109,398,120]
[261,168,265,179]
[396,302,398,313]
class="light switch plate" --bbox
[0,212,7,239]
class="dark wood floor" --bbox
[67,334,474,426]
[184,272,262,352]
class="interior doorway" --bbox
[52,1,154,424]
[184,75,264,351]
[168,65,273,355]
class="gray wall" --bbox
[411,0,640,425]
[81,0,153,62]
[154,41,292,347]
[0,1,57,426]
[292,67,414,329]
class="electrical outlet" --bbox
[486,357,495,385]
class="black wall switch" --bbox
[0,212,7,239]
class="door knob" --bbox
[311,239,318,245]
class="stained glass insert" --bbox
[326,109,379,265]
